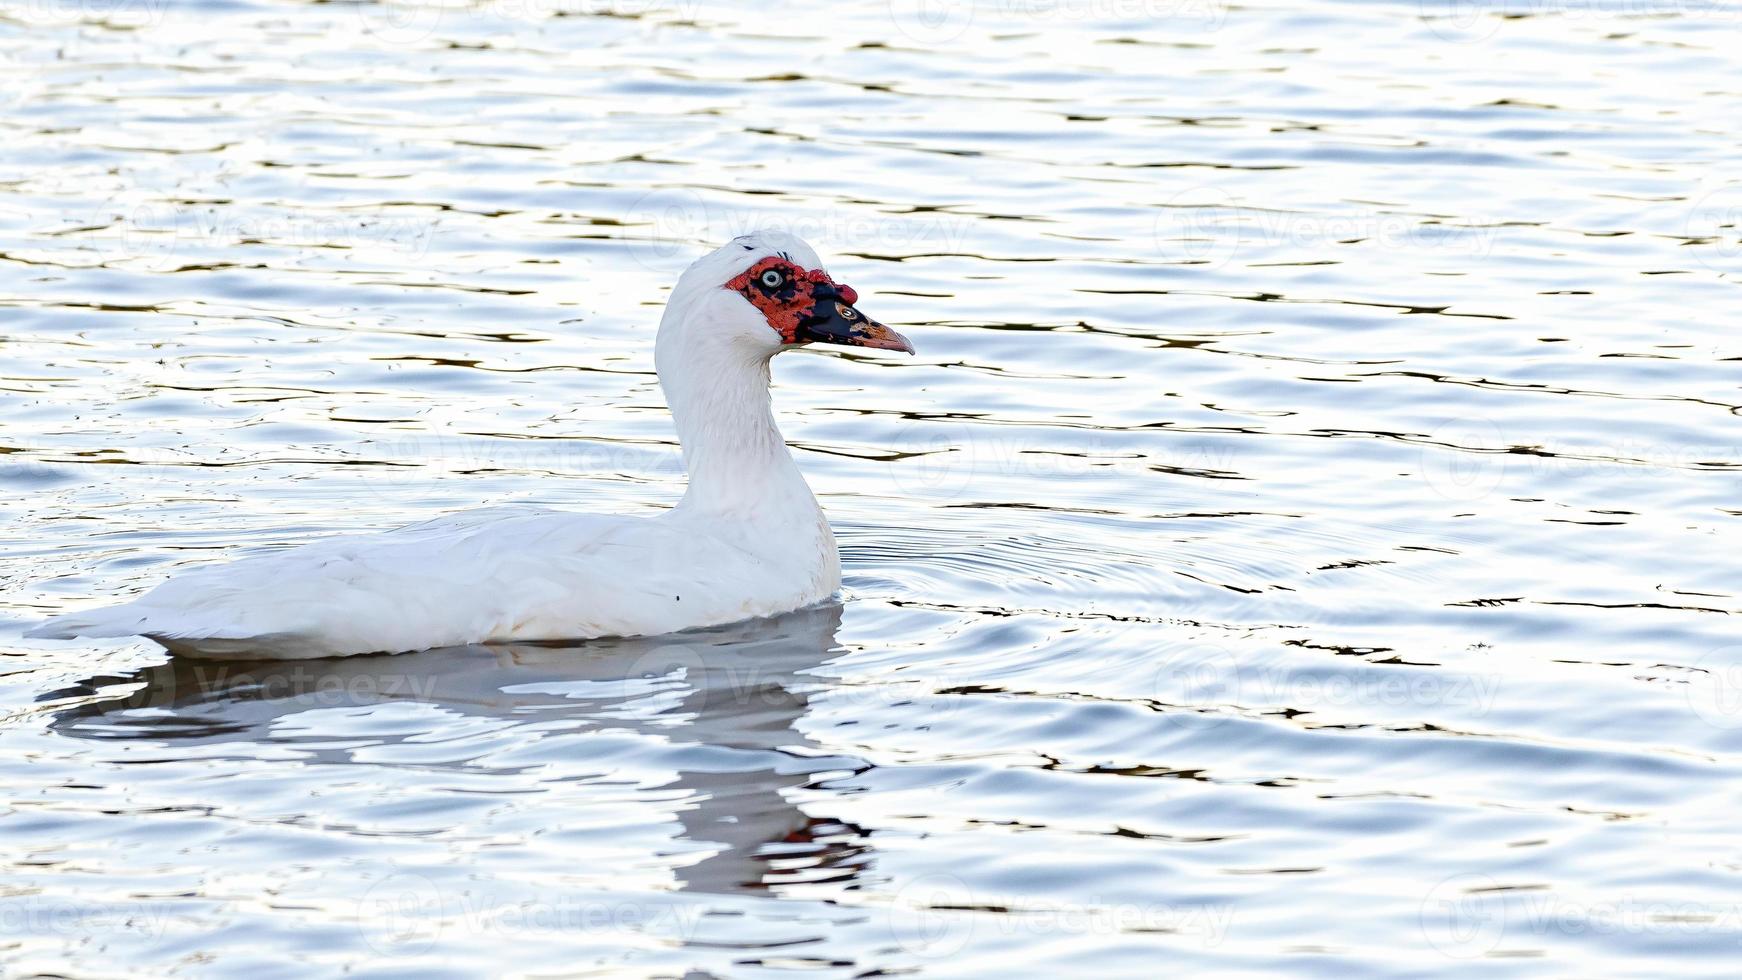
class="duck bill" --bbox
[797,298,914,354]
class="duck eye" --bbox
[759,269,785,289]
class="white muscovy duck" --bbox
[26,231,913,659]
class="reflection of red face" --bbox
[726,257,860,345]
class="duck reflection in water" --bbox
[41,603,870,897]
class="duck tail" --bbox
[25,603,159,640]
[26,601,313,658]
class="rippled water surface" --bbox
[5,0,1742,974]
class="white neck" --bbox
[656,335,817,517]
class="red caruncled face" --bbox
[726,257,861,345]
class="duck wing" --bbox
[25,507,731,659]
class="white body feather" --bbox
[27,233,851,659]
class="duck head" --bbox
[659,231,914,362]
